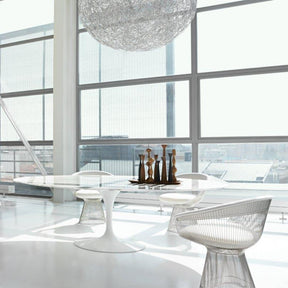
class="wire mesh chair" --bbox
[73,170,112,225]
[176,196,272,288]
[159,173,208,232]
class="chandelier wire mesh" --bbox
[78,0,197,51]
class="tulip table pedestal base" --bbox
[74,189,145,253]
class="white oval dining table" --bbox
[14,175,226,253]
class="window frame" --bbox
[76,0,288,173]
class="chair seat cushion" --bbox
[179,222,254,249]
[159,193,200,206]
[76,189,102,200]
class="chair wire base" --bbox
[79,199,105,225]
[200,248,255,288]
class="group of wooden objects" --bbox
[138,144,178,184]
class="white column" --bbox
[53,0,77,202]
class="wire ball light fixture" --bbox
[78,0,197,52]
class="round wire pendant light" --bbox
[78,0,197,51]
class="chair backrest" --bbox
[177,173,208,180]
[176,196,272,249]
[73,170,112,176]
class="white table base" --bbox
[74,189,145,253]
[74,234,145,253]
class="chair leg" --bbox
[200,248,255,288]
[168,206,186,233]
[79,198,105,225]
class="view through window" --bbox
[0,0,54,196]
[78,0,288,190]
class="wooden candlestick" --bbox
[139,154,145,183]
[162,144,167,157]
[172,149,177,183]
[154,154,160,183]
[146,148,154,183]
[161,145,167,183]
[154,161,160,183]
[168,152,173,183]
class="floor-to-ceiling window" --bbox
[77,5,194,175]
[197,0,288,185]
[77,0,288,190]
[0,0,54,196]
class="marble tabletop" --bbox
[14,174,226,192]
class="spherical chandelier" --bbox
[78,0,197,52]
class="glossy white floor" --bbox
[0,197,287,288]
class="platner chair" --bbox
[176,196,272,288]
[73,170,112,225]
[159,173,208,232]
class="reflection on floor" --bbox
[0,197,287,288]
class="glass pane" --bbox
[44,94,53,140]
[0,145,53,197]
[79,27,191,84]
[0,145,53,178]
[79,144,192,176]
[44,39,54,89]
[0,39,53,93]
[78,17,85,30]
[199,143,288,184]
[0,94,53,141]
[81,81,190,139]
[200,73,288,137]
[0,0,53,44]
[198,0,288,71]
